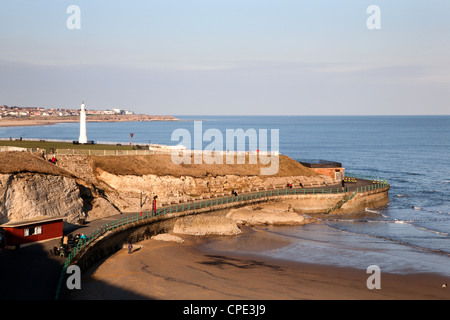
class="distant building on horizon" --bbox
[111,108,134,115]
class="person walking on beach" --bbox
[128,242,133,254]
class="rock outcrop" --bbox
[0,173,85,224]
[0,153,121,224]
[173,215,242,236]
[151,233,185,243]
[227,202,316,226]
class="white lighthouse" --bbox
[78,101,88,144]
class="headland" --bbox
[0,114,179,127]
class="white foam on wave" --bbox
[412,224,449,236]
[392,219,416,224]
[440,180,450,183]
[364,207,388,218]
[387,218,449,236]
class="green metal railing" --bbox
[54,174,388,299]
[346,172,388,185]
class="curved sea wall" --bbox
[56,184,389,298]
[286,186,389,214]
[334,186,390,214]
[69,186,389,272]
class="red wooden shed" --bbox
[0,217,63,249]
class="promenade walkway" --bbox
[60,176,380,241]
[0,174,388,300]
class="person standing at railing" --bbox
[341,179,345,191]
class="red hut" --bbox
[0,217,63,249]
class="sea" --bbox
[1,115,449,277]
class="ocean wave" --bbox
[367,168,423,177]
[320,218,366,223]
[325,222,450,256]
[410,207,450,216]
[387,220,447,238]
[370,219,415,225]
[395,194,410,198]
[441,180,450,183]
[411,224,449,236]
[364,208,389,218]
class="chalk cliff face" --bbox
[0,153,332,224]
[94,168,333,213]
[0,173,84,224]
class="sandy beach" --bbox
[66,226,449,300]
[0,119,75,127]
[0,115,179,127]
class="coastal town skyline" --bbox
[0,1,449,116]
[0,104,135,119]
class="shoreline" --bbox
[0,116,180,127]
[67,226,449,300]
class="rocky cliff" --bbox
[0,152,331,224]
[0,173,84,223]
[0,153,119,224]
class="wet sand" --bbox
[67,227,449,300]
[0,119,73,127]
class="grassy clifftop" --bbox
[0,152,72,177]
[90,154,315,178]
[0,152,316,178]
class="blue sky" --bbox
[0,0,449,115]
